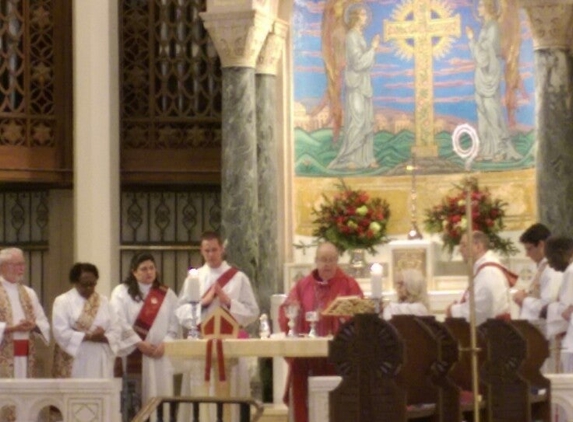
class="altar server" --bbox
[512,224,562,320]
[176,231,259,422]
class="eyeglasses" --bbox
[7,262,25,268]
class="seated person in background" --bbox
[52,262,120,378]
[544,236,573,372]
[513,223,562,320]
[278,242,363,422]
[382,268,429,319]
[446,231,514,325]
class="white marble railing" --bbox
[308,375,573,422]
[0,378,122,422]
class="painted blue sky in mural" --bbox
[293,0,535,129]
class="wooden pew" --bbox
[479,319,551,422]
[510,320,551,422]
[329,313,407,422]
[417,316,462,422]
[444,317,487,422]
[390,315,442,421]
[328,313,463,422]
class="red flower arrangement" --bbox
[312,181,391,254]
[423,177,517,257]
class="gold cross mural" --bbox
[384,0,461,157]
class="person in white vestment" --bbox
[543,237,573,373]
[52,262,121,378]
[0,248,50,422]
[512,224,562,320]
[0,247,50,380]
[110,252,179,407]
[446,231,512,325]
[382,268,429,319]
[176,231,260,422]
[177,231,260,329]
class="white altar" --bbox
[0,378,121,422]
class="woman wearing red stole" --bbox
[110,252,179,408]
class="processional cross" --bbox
[384,0,460,157]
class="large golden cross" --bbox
[384,0,460,157]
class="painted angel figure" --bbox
[327,3,380,170]
[467,0,522,162]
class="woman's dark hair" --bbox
[69,262,99,283]
[123,252,161,302]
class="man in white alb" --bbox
[513,224,562,320]
[446,231,514,325]
[176,231,260,421]
[544,237,573,373]
[0,247,50,379]
[0,247,50,422]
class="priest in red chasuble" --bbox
[279,242,363,422]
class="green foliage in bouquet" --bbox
[424,177,518,257]
[312,181,391,254]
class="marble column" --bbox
[73,0,120,295]
[201,11,273,284]
[521,0,573,236]
[255,21,288,314]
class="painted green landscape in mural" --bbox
[294,128,535,177]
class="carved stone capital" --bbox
[201,10,274,68]
[256,19,289,75]
[519,0,573,50]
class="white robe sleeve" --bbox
[226,272,260,327]
[109,285,141,356]
[27,287,50,344]
[52,293,86,358]
[100,295,122,355]
[546,267,573,338]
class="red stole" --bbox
[476,262,518,287]
[200,267,240,383]
[133,285,168,340]
[201,267,239,302]
[121,285,168,376]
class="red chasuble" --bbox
[278,268,363,422]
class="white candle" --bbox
[187,268,201,302]
[370,263,383,299]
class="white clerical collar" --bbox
[207,261,229,274]
[0,277,19,291]
[138,282,152,297]
[473,250,499,271]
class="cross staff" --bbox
[452,123,481,421]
